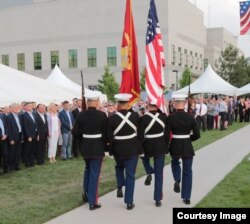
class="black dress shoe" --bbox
[127,203,135,210]
[155,201,162,207]
[82,192,88,202]
[117,188,123,198]
[89,203,102,210]
[183,199,191,205]
[174,181,180,193]
[144,174,152,186]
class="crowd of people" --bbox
[0,93,248,210]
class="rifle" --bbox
[81,70,87,110]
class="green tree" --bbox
[140,67,146,91]
[232,55,249,87]
[97,66,119,101]
[179,67,192,88]
[217,44,250,87]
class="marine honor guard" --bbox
[138,100,169,207]
[107,93,143,210]
[167,94,200,205]
[72,91,107,210]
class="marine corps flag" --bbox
[120,0,140,106]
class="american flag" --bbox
[240,1,250,35]
[145,0,165,112]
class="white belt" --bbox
[114,133,137,140]
[172,134,190,139]
[145,132,164,139]
[82,134,102,138]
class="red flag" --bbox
[145,0,166,112]
[120,0,140,107]
[240,1,250,35]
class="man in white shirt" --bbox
[195,97,207,132]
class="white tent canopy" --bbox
[174,64,238,96]
[46,65,107,102]
[0,64,77,105]
[236,83,250,96]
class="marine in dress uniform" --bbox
[72,91,107,210]
[167,94,200,205]
[107,93,143,210]
[139,101,169,207]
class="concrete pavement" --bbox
[45,125,250,224]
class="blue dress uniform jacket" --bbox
[139,111,169,157]
[72,107,107,158]
[72,107,107,208]
[167,110,200,157]
[107,109,143,158]
[167,109,200,202]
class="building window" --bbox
[190,51,194,68]
[204,59,208,70]
[200,54,203,70]
[17,53,25,71]
[51,51,59,69]
[107,47,117,66]
[2,55,9,66]
[34,52,42,70]
[178,47,182,66]
[88,48,97,67]
[184,49,188,67]
[215,59,219,68]
[69,49,77,68]
[171,45,176,65]
[88,85,98,90]
[195,52,198,69]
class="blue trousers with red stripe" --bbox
[115,156,138,204]
[153,155,165,201]
[83,158,103,206]
[171,156,193,200]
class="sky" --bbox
[188,0,250,57]
[0,0,249,57]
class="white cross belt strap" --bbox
[114,133,137,140]
[144,112,165,134]
[145,132,164,138]
[114,112,137,135]
[172,134,190,139]
[82,134,102,138]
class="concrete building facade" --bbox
[205,27,237,70]
[0,0,236,91]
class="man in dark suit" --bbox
[167,94,200,205]
[138,101,169,207]
[7,103,23,171]
[59,101,75,160]
[35,104,48,165]
[72,92,107,210]
[0,113,9,173]
[107,94,143,210]
[72,99,82,158]
[22,102,39,167]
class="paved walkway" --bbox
[45,125,250,224]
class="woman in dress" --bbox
[47,103,61,163]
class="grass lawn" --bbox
[196,154,250,207]
[0,122,248,224]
